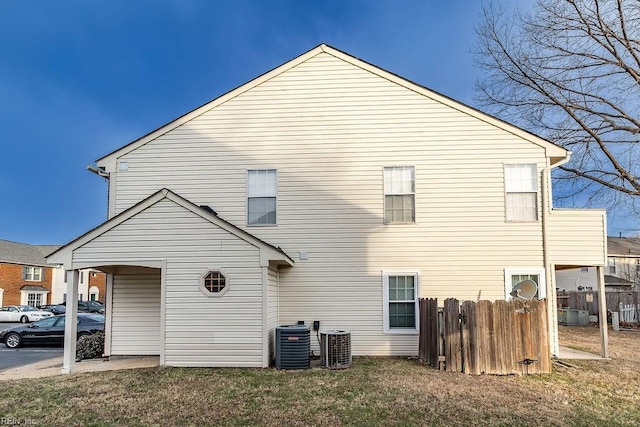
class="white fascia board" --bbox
[46,190,168,267]
[320,45,568,160]
[165,191,293,266]
[47,188,293,269]
[95,46,327,167]
[96,43,567,169]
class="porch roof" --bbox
[46,188,294,269]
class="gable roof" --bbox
[604,275,634,286]
[0,239,60,267]
[47,188,294,267]
[607,236,640,257]
[96,44,568,167]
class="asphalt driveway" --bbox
[0,323,64,372]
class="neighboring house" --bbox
[48,44,607,372]
[51,268,107,304]
[0,239,107,307]
[556,237,640,291]
[0,239,59,307]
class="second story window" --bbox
[384,166,415,224]
[608,257,616,275]
[504,164,538,222]
[247,169,277,226]
[24,266,43,282]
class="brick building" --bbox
[0,239,107,307]
[0,239,59,307]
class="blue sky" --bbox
[0,0,633,245]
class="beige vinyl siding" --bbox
[547,209,607,266]
[107,52,551,356]
[267,267,278,363]
[111,270,161,355]
[73,198,265,366]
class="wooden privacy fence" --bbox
[418,298,551,375]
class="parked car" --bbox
[0,306,54,323]
[79,301,105,314]
[0,313,105,348]
[37,304,66,315]
[61,300,105,314]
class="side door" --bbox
[0,307,9,322]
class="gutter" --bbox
[87,165,110,178]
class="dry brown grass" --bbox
[1,326,639,426]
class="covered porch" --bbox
[546,207,608,359]
[47,189,293,374]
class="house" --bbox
[556,237,640,292]
[47,44,608,373]
[51,268,107,304]
[0,239,107,307]
[0,239,59,307]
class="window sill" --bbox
[384,329,419,335]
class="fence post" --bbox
[612,312,620,331]
[418,299,425,363]
[461,300,479,375]
[443,298,461,372]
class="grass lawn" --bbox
[1,326,639,426]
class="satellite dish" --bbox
[510,279,538,300]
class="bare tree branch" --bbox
[474,0,640,204]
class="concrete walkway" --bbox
[557,346,605,360]
[0,356,160,381]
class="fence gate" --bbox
[418,298,551,375]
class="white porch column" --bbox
[548,263,560,357]
[62,269,79,374]
[596,266,609,358]
[104,273,113,357]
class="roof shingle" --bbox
[0,239,61,267]
[607,237,640,257]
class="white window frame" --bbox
[383,166,416,224]
[382,270,420,334]
[199,268,230,298]
[504,164,538,222]
[504,268,546,300]
[0,288,3,307]
[28,293,43,307]
[20,290,48,307]
[608,257,616,275]
[25,266,43,282]
[247,169,278,226]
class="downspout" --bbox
[87,165,111,219]
[542,152,572,358]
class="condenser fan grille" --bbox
[275,325,310,369]
[320,330,351,369]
